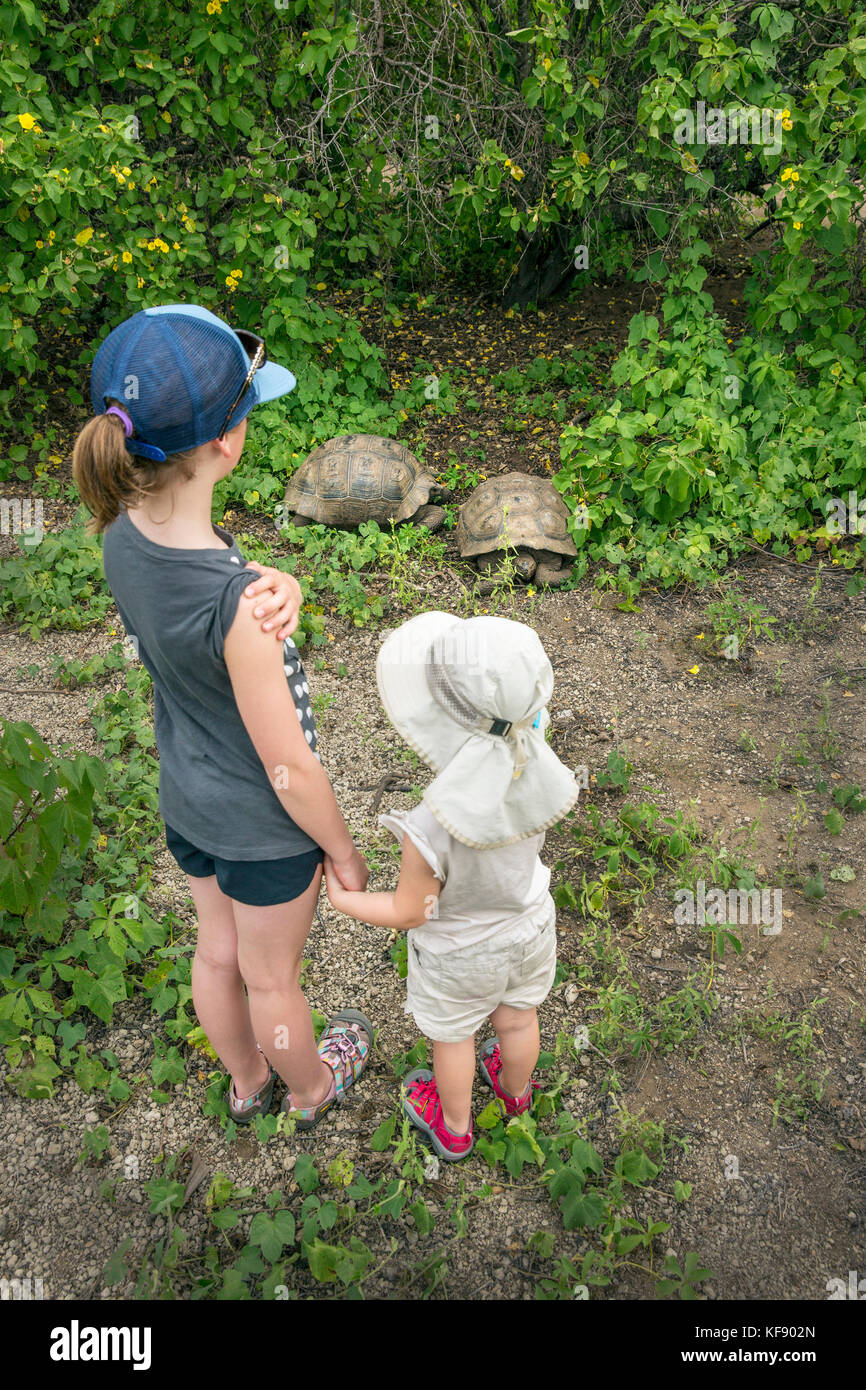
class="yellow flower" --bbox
[793,220,802,230]
[781,118,793,131]
[121,166,131,176]
[35,239,44,248]
[696,632,704,640]
[577,151,590,167]
[225,275,237,289]
[48,229,55,242]
[510,165,524,180]
[781,109,790,119]
[75,227,94,245]
[542,58,551,71]
[172,241,180,250]
[231,267,242,277]
[689,665,700,675]
[17,113,36,130]
[315,281,327,290]
[137,277,144,288]
[587,74,599,89]
[161,111,171,123]
[122,250,133,263]
[98,124,108,132]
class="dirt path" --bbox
[1,546,864,1300]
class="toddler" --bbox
[325,611,580,1159]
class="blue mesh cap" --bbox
[89,304,297,462]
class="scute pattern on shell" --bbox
[283,434,434,526]
[457,471,577,559]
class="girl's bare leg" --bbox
[188,867,330,1106]
[231,865,332,1109]
[188,874,267,1099]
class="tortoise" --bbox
[282,434,448,529]
[457,471,577,592]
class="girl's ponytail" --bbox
[71,398,197,535]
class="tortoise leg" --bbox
[292,513,313,528]
[535,561,572,587]
[473,555,498,596]
[413,504,447,531]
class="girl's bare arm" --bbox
[223,596,367,890]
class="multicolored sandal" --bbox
[280,1009,374,1132]
[228,1044,277,1125]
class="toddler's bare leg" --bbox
[431,1037,476,1133]
[488,1003,539,1098]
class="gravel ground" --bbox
[1,548,864,1300]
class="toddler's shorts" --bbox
[405,901,557,1043]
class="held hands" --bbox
[324,848,369,902]
[242,562,302,641]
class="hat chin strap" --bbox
[499,715,535,779]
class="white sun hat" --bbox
[376,611,580,848]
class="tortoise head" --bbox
[514,551,537,581]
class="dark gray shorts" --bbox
[164,822,323,907]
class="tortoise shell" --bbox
[457,472,577,560]
[283,435,434,526]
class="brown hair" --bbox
[71,398,200,535]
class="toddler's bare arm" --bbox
[324,836,441,930]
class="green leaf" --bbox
[410,1198,435,1234]
[475,1097,506,1130]
[803,874,826,900]
[103,1239,131,1288]
[369,1114,396,1151]
[561,1188,606,1230]
[293,1154,319,1193]
[615,1148,659,1185]
[211,1208,240,1230]
[476,1136,506,1168]
[250,1210,296,1261]
[829,865,855,882]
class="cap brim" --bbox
[376,612,468,773]
[252,359,297,403]
[225,360,297,432]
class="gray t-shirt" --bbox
[101,510,319,860]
